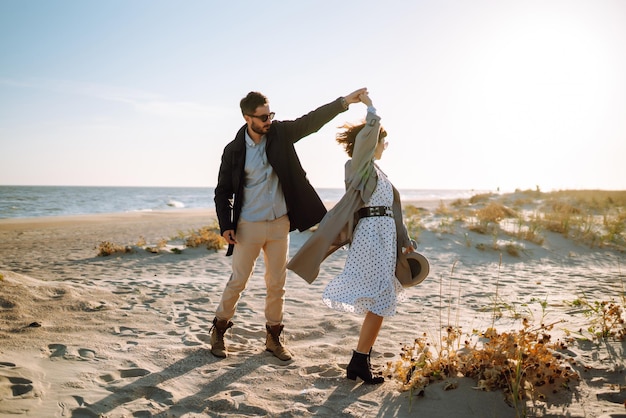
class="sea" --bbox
[0,186,487,219]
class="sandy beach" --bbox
[1,195,624,418]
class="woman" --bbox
[287,92,414,384]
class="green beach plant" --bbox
[565,293,626,341]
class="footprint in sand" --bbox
[48,344,100,361]
[0,374,35,398]
[0,362,17,367]
[98,367,151,383]
[112,326,139,336]
[175,312,190,325]
[195,332,211,344]
[181,333,202,347]
[8,377,34,396]
[78,348,96,359]
[111,286,135,295]
[189,296,211,304]
[596,390,626,406]
[48,343,68,358]
[113,340,139,352]
[298,365,343,378]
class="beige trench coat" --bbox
[287,111,415,284]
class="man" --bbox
[212,88,367,360]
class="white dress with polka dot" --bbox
[322,165,406,317]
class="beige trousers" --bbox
[215,215,290,326]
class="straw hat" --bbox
[395,251,430,288]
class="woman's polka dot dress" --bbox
[322,165,406,317]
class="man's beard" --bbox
[251,124,270,135]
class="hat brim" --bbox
[399,252,430,288]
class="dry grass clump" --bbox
[503,242,522,257]
[536,190,626,249]
[430,202,470,234]
[387,289,588,415]
[462,322,578,397]
[512,188,544,200]
[549,190,626,210]
[469,202,519,235]
[475,240,525,257]
[508,215,545,246]
[97,223,225,256]
[603,211,626,246]
[469,192,496,204]
[421,189,626,252]
[467,203,529,256]
[388,321,579,408]
[478,202,519,223]
[404,205,425,242]
[97,241,134,257]
[145,238,169,254]
[540,201,581,234]
[434,201,454,216]
[404,204,426,218]
[184,226,226,250]
[450,198,467,208]
[389,259,625,414]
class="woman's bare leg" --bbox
[356,311,383,353]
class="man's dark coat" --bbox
[214,98,347,256]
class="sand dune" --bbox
[1,202,624,417]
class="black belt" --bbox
[357,206,393,219]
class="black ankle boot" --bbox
[346,350,384,384]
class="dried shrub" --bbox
[435,201,453,216]
[603,210,626,246]
[451,198,467,208]
[504,243,520,257]
[96,222,225,256]
[476,203,518,224]
[547,201,581,215]
[404,205,427,242]
[469,193,495,204]
[388,321,579,407]
[504,216,545,246]
[420,189,625,251]
[549,190,626,210]
[97,241,133,257]
[404,205,425,218]
[185,226,226,250]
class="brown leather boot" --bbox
[210,317,233,358]
[265,324,292,361]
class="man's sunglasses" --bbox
[247,112,275,122]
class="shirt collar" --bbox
[244,129,266,147]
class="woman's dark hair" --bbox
[336,121,387,157]
[240,92,268,116]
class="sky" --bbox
[1,0,625,192]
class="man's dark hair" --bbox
[240,91,268,116]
